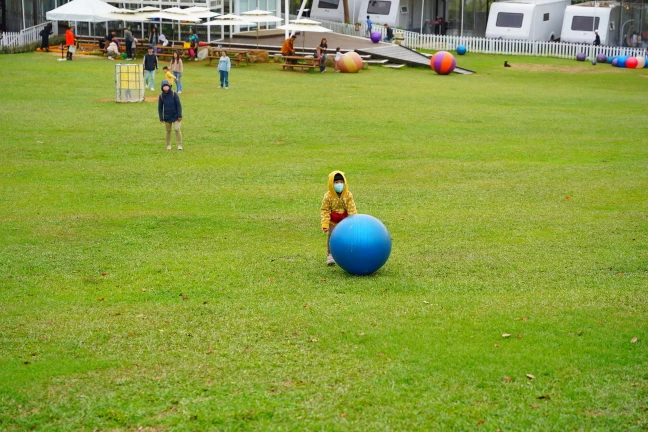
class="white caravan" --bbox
[311,0,365,24]
[485,0,571,41]
[560,2,620,45]
[356,0,408,28]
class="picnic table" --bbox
[282,55,319,71]
[207,48,250,67]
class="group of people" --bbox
[142,46,184,93]
[281,36,344,72]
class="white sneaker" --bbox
[218,86,222,88]
[108,56,113,60]
[177,146,183,151]
[326,254,335,266]
[150,87,154,91]
[166,145,171,150]
[177,91,182,94]
[225,87,229,90]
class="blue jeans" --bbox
[173,71,182,92]
[383,36,394,43]
[219,70,229,87]
[144,70,155,89]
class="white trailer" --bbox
[355,0,409,28]
[311,0,365,24]
[560,2,620,45]
[485,0,571,41]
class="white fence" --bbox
[0,22,58,49]
[312,17,647,60]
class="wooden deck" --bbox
[355,45,475,74]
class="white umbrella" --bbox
[135,6,160,12]
[277,19,332,52]
[202,14,256,46]
[144,11,201,22]
[242,9,282,48]
[105,8,151,22]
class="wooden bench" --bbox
[207,49,249,67]
[282,55,319,71]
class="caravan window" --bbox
[571,16,600,31]
[367,0,392,15]
[496,13,524,28]
[318,0,340,9]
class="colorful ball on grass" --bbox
[576,52,586,61]
[457,45,467,55]
[338,51,363,73]
[636,56,646,68]
[370,31,382,43]
[431,51,456,75]
[606,56,614,64]
[329,214,392,275]
[121,53,128,59]
[617,56,628,68]
[596,53,607,63]
[611,57,619,67]
[626,57,638,69]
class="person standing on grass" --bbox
[124,27,134,60]
[218,51,231,89]
[65,27,76,60]
[334,47,342,72]
[143,46,158,90]
[162,66,178,89]
[316,38,328,72]
[320,171,358,266]
[149,27,159,47]
[170,51,183,94]
[40,23,53,52]
[158,80,183,151]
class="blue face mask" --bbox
[334,183,344,193]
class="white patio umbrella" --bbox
[105,8,151,22]
[277,19,332,53]
[135,6,160,12]
[242,9,283,48]
[183,6,220,19]
[144,10,201,22]
[202,14,257,46]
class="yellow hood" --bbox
[328,170,349,198]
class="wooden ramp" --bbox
[355,45,475,74]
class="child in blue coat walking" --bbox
[218,51,231,89]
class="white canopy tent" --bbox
[46,0,121,22]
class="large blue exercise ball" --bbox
[617,56,628,68]
[329,214,392,275]
[457,45,467,55]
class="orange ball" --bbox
[338,52,363,73]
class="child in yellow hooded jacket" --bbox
[320,170,358,265]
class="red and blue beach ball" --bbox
[431,51,456,75]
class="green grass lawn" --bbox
[1,51,647,430]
